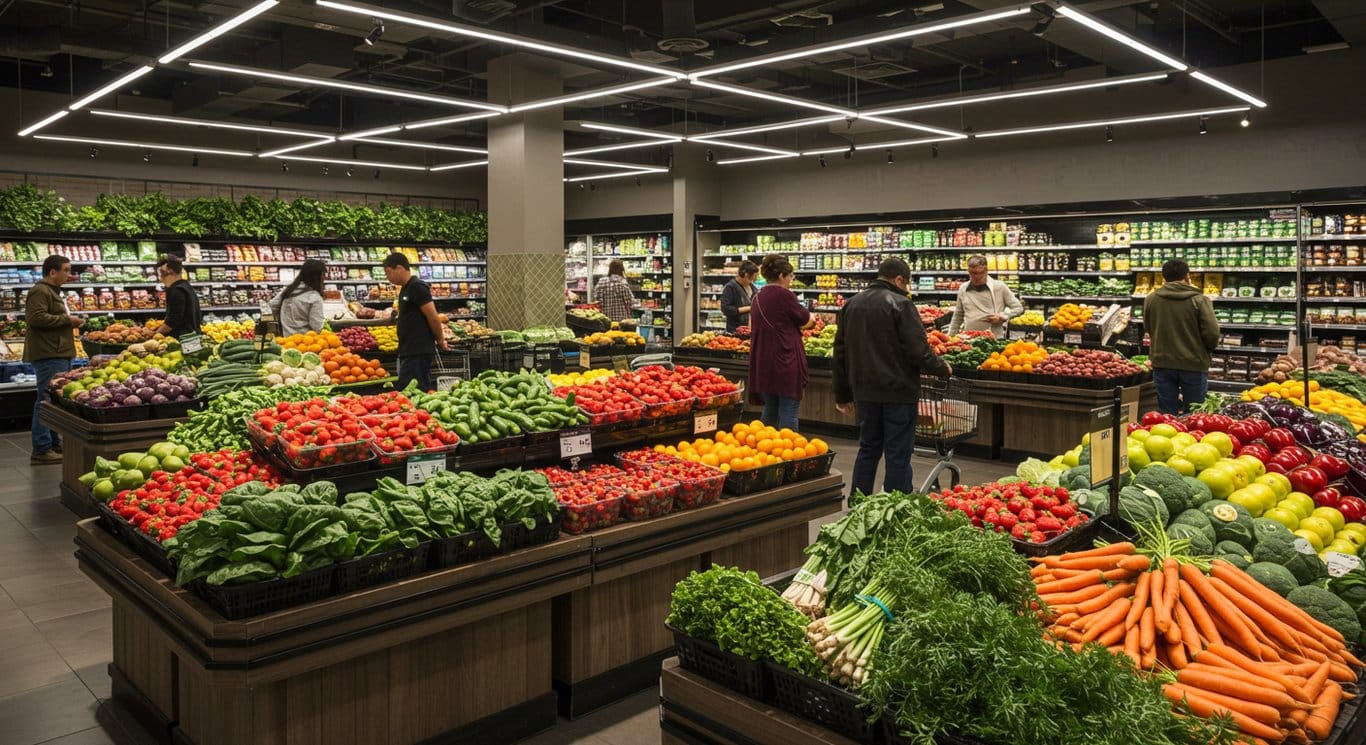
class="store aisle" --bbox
[0,432,1013,745]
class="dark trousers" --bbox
[397,354,435,393]
[851,401,917,497]
[1153,368,1208,415]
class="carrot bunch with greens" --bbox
[1031,522,1363,744]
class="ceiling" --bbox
[0,0,1354,177]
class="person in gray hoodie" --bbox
[1143,259,1220,414]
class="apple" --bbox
[1282,493,1317,520]
[1198,466,1237,500]
[1333,530,1364,549]
[1337,496,1366,524]
[1166,456,1197,477]
[1262,506,1301,530]
[1170,432,1198,451]
[1298,516,1337,546]
[1201,431,1234,457]
[1150,423,1180,439]
[1129,429,1152,442]
[1227,489,1265,517]
[1127,441,1151,471]
[1181,443,1223,472]
[1144,435,1175,463]
[1255,472,1292,499]
[1234,454,1267,479]
[1294,529,1325,552]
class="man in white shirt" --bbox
[947,254,1023,339]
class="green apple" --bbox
[1181,443,1222,472]
[1342,523,1366,542]
[1150,423,1180,438]
[1127,440,1151,469]
[1298,516,1336,546]
[1062,448,1081,468]
[1227,489,1265,517]
[1312,506,1346,533]
[1238,483,1279,514]
[1262,507,1301,530]
[1165,456,1197,477]
[1198,466,1237,500]
[1233,454,1267,480]
[1255,473,1292,500]
[1283,493,1316,520]
[1170,432,1198,451]
[1294,529,1325,552]
[1334,530,1364,549]
[1081,432,1091,446]
[1144,435,1175,463]
[1325,541,1360,557]
[1129,429,1152,442]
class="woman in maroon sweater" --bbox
[748,254,815,430]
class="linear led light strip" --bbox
[1054,4,1266,108]
[316,0,684,80]
[565,168,667,183]
[33,134,255,157]
[973,106,1250,139]
[565,140,675,156]
[349,138,486,154]
[18,1,278,136]
[865,72,1170,116]
[689,81,965,138]
[188,61,508,112]
[714,153,799,165]
[276,154,429,171]
[430,160,489,172]
[90,109,333,139]
[688,139,797,156]
[510,77,677,113]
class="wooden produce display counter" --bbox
[41,401,184,515]
[75,472,846,745]
[552,472,844,717]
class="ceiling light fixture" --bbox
[159,1,278,63]
[687,139,798,156]
[373,168,381,179]
[142,151,151,163]
[364,18,385,46]
[578,183,586,191]
[402,112,501,131]
[580,122,684,140]
[705,149,714,162]
[803,147,848,156]
[40,65,53,78]
[188,61,507,112]
[844,145,854,160]
[932,143,939,158]
[886,149,893,164]
[690,80,854,116]
[1106,124,1114,142]
[635,176,641,186]
[260,139,336,158]
[864,72,1169,116]
[337,125,404,141]
[346,167,354,176]
[316,0,686,80]
[509,77,676,113]
[17,110,69,137]
[281,162,289,172]
[192,154,199,166]
[429,160,491,172]
[34,134,254,157]
[1030,13,1054,37]
[853,135,959,151]
[275,155,429,171]
[858,114,965,139]
[564,159,667,172]
[1240,113,1250,128]
[685,116,844,140]
[564,140,675,156]
[564,169,667,182]
[67,65,154,111]
[1198,117,1208,134]
[88,146,98,158]
[1302,42,1350,54]
[348,137,487,154]
[322,165,329,175]
[589,183,596,192]
[1054,5,1187,71]
[974,106,1249,139]
[689,5,1030,78]
[714,153,801,165]
[1189,71,1268,109]
[91,109,333,139]
[819,155,826,168]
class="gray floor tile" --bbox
[0,637,74,699]
[0,674,102,744]
[3,574,99,607]
[30,523,79,554]
[37,608,111,672]
[4,497,75,530]
[35,725,120,745]
[72,662,112,703]
[21,593,111,625]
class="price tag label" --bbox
[523,352,535,370]
[559,427,593,459]
[178,333,203,355]
[406,453,445,485]
[694,410,718,434]
[612,355,630,371]
[1088,403,1129,487]
[1064,333,1082,345]
[581,348,590,368]
[1325,551,1362,577]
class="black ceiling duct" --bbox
[451,0,519,25]
[659,0,709,54]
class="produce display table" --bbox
[552,472,845,718]
[74,471,845,744]
[40,401,185,516]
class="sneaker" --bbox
[30,450,62,465]
[51,444,62,455]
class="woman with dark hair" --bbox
[747,254,815,430]
[270,258,326,335]
[720,260,758,332]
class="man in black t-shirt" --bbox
[383,253,449,392]
[154,255,201,339]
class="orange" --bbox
[780,449,794,460]
[756,439,773,454]
[701,453,719,467]
[793,447,807,459]
[810,439,829,455]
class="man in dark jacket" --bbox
[720,261,758,332]
[1143,258,1219,415]
[834,257,951,496]
[25,255,82,464]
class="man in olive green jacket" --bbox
[25,255,83,464]
[1142,259,1219,415]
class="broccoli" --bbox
[1171,509,1216,544]
[1327,569,1366,644]
[1167,523,1214,555]
[1245,562,1300,598]
[1061,465,1092,492]
[1134,464,1194,516]
[1287,585,1362,644]
[1183,476,1213,505]
[1252,530,1327,585]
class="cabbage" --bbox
[1016,457,1063,487]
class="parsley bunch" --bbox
[667,566,821,676]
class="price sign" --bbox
[1064,333,1082,345]
[559,427,593,459]
[178,333,204,355]
[406,453,446,485]
[693,410,718,434]
[1088,403,1129,487]
[1325,551,1362,577]
[523,352,535,370]
[581,348,590,369]
[612,355,630,371]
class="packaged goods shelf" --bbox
[1131,266,1295,273]
[1129,237,1297,245]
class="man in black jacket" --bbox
[834,257,951,496]
[720,260,758,332]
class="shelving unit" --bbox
[563,230,673,341]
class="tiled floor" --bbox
[0,430,1014,745]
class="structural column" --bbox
[486,54,565,330]
[672,143,722,339]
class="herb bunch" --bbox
[668,566,822,677]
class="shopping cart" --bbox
[914,377,979,492]
[630,353,674,370]
[434,352,468,391]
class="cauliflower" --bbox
[265,373,284,386]
[1286,585,1362,644]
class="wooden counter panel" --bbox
[706,523,811,579]
[41,401,183,497]
[111,598,177,722]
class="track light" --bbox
[1105,125,1114,143]
[886,149,894,164]
[635,176,642,186]
[281,162,289,173]
[322,165,330,175]
[347,167,354,177]
[578,183,586,190]
[1030,5,1055,37]
[192,154,199,167]
[589,183,597,191]
[844,145,853,160]
[40,65,53,78]
[374,168,381,179]
[1199,117,1208,135]
[819,155,826,168]
[705,149,714,162]
[142,150,150,163]
[666,151,674,170]
[364,18,385,46]
[931,143,939,158]
[88,146,98,159]
[1240,113,1250,128]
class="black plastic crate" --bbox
[430,529,500,568]
[151,396,207,420]
[1009,515,1103,558]
[781,451,837,484]
[191,566,335,620]
[95,501,177,578]
[459,434,525,455]
[75,402,152,424]
[334,542,431,593]
[502,513,561,551]
[767,664,880,745]
[723,461,785,496]
[882,715,994,745]
[669,625,768,702]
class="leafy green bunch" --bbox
[668,566,822,676]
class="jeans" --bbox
[851,401,917,497]
[32,357,71,454]
[760,393,801,431]
[397,354,435,393]
[1153,368,1208,415]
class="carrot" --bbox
[1126,571,1151,630]
[1141,646,1157,671]
[1151,568,1169,634]
[1326,660,1356,683]
[1168,682,1282,725]
[1169,639,1189,668]
[1204,644,1314,703]
[1053,612,1080,627]
[1123,624,1142,668]
[1303,660,1331,703]
[1183,662,1289,694]
[1208,575,1304,652]
[1095,620,1126,647]
[1180,564,1260,655]
[1140,606,1156,653]
[1176,668,1305,711]
[1050,555,1129,571]
[1174,601,1201,658]
[1040,584,1111,605]
[1210,561,1344,645]
[1077,582,1137,616]
[1162,685,1286,742]
[1044,542,1133,564]
[1034,571,1107,595]
[1165,598,1184,645]
[1305,681,1342,740]
[1177,579,1222,646]
[1030,564,1053,578]
[1082,598,1132,643]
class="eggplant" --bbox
[1222,401,1270,420]
[1288,420,1322,445]
[1317,420,1352,444]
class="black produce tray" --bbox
[669,625,768,702]
[151,396,207,419]
[95,501,177,579]
[767,664,879,745]
[780,451,836,484]
[191,566,335,620]
[75,402,152,423]
[723,461,785,496]
[459,434,525,455]
[1010,516,1104,558]
[882,716,993,745]
[503,513,560,550]
[431,529,499,569]
[334,542,431,593]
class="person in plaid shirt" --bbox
[596,259,636,322]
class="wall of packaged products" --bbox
[565,231,672,340]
